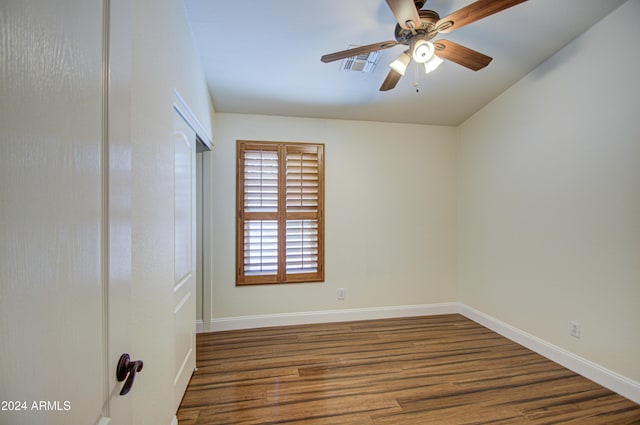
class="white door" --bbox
[172,110,197,410]
[0,0,132,424]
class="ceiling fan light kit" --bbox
[390,51,412,76]
[424,54,444,74]
[412,38,434,63]
[320,0,528,91]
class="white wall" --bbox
[130,0,214,423]
[457,0,640,383]
[209,114,457,318]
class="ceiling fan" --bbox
[321,0,527,91]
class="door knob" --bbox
[116,353,144,396]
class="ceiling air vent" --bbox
[340,47,382,73]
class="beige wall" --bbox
[130,0,214,423]
[457,0,640,382]
[210,114,458,317]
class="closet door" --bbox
[172,109,197,411]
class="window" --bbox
[237,140,324,285]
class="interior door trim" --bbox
[99,0,112,420]
[173,89,214,150]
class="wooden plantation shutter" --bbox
[237,141,324,285]
[285,145,321,276]
[242,147,279,278]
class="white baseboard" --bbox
[458,304,640,405]
[171,415,178,425]
[209,302,458,332]
[195,319,204,333]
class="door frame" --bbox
[173,90,213,150]
[101,0,134,422]
[196,147,213,332]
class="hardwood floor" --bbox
[177,314,640,424]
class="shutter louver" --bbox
[244,220,278,275]
[244,150,278,212]
[286,220,318,274]
[285,149,319,212]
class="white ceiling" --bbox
[184,0,625,126]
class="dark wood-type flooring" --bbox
[177,314,640,424]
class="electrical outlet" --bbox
[569,321,581,338]
[337,288,345,300]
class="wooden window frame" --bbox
[236,140,325,285]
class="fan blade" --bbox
[379,69,403,91]
[321,41,398,63]
[434,39,492,71]
[386,0,422,30]
[436,0,527,33]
